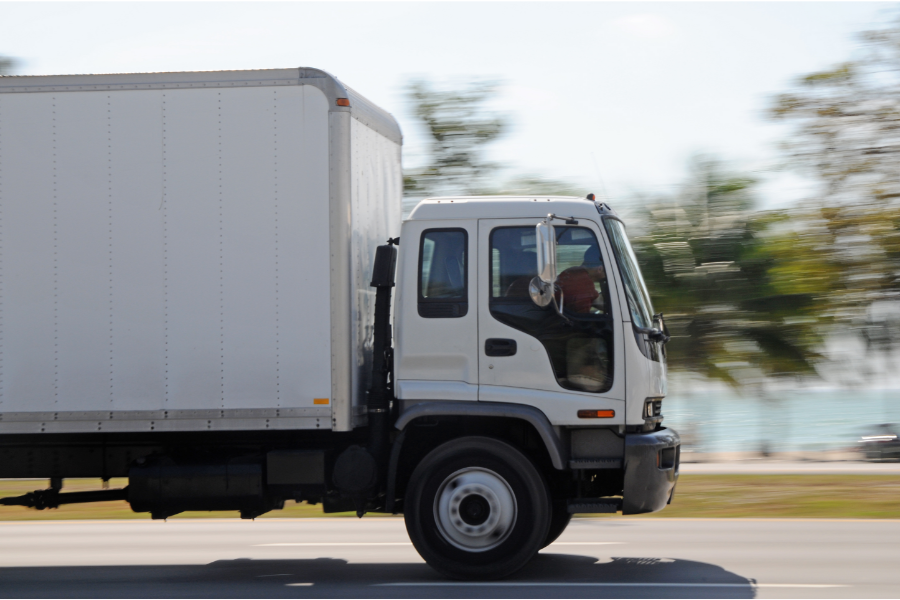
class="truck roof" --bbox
[0,67,402,145]
[406,195,620,222]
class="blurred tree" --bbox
[769,14,900,356]
[633,156,826,387]
[402,78,593,199]
[769,15,900,206]
[403,79,508,197]
[493,175,586,197]
[0,56,17,75]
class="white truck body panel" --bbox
[347,117,403,419]
[393,218,480,401]
[0,69,402,434]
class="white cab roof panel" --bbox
[407,196,613,222]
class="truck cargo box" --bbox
[0,68,402,433]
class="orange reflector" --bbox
[577,409,615,419]
[313,398,330,405]
[336,98,350,107]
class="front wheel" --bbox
[404,436,551,580]
[541,497,572,548]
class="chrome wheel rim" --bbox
[433,467,517,552]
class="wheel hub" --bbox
[459,494,490,526]
[434,467,517,552]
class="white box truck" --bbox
[0,68,679,579]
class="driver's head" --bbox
[582,246,605,281]
[582,246,602,268]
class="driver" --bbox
[556,245,610,392]
[556,245,606,314]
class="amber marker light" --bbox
[336,98,350,106]
[577,409,615,418]
[314,398,330,405]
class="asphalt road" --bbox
[0,518,897,598]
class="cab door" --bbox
[477,218,625,425]
[394,219,479,402]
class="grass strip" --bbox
[596,474,900,519]
[0,474,897,521]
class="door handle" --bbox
[485,338,517,357]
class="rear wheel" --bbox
[404,436,551,580]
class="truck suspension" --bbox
[0,482,128,510]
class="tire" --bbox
[541,497,572,549]
[404,436,551,580]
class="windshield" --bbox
[603,218,654,328]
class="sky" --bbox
[1,2,895,211]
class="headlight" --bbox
[644,398,663,420]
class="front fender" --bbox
[395,401,568,469]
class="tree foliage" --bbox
[492,175,586,197]
[633,157,825,386]
[768,14,900,352]
[402,79,587,199]
[769,15,900,205]
[403,79,507,197]
[0,56,17,76]
[642,14,900,387]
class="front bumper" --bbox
[622,427,680,515]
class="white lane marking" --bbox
[255,541,623,547]
[2,517,900,524]
[256,542,413,547]
[548,542,625,545]
[285,583,314,587]
[376,582,848,588]
[756,585,849,588]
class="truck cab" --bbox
[385,195,679,578]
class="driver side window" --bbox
[555,227,612,316]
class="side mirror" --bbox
[528,276,553,308]
[635,313,671,344]
[653,313,671,344]
[530,219,564,313]
[535,220,557,285]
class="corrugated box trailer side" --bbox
[0,68,401,435]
